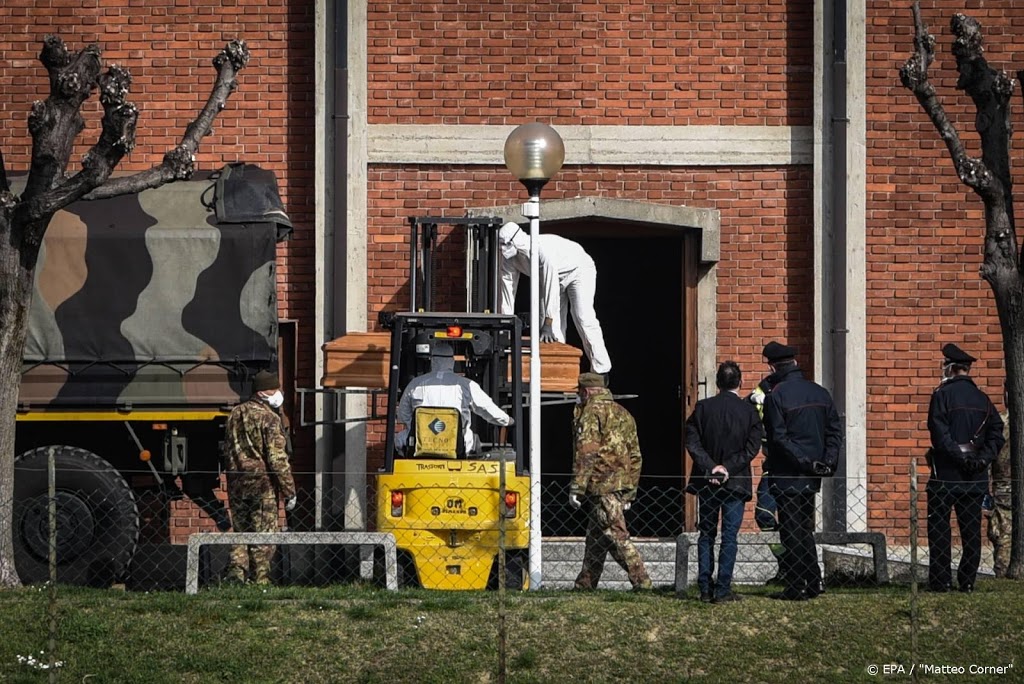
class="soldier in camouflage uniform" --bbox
[570,372,651,590]
[223,370,296,584]
[987,409,1011,577]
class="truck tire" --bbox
[14,446,140,587]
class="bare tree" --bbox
[900,1,1023,579]
[0,37,249,588]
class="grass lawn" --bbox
[0,581,1021,683]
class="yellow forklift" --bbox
[375,217,532,590]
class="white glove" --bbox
[540,322,556,343]
[506,416,515,426]
[569,493,582,510]
[710,466,729,485]
[623,501,632,511]
[285,496,297,512]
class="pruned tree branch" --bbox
[84,40,251,201]
[21,39,249,227]
[23,38,102,202]
[951,13,1016,229]
[19,64,139,226]
[899,3,988,196]
[899,0,1018,284]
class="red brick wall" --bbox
[367,0,813,126]
[867,1,1019,540]
[1,0,316,534]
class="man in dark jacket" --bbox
[926,343,1005,593]
[762,341,843,601]
[685,361,764,603]
[749,371,786,584]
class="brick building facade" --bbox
[2,0,1019,545]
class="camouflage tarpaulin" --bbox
[14,169,289,409]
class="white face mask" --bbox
[941,362,955,383]
[263,390,284,409]
[501,243,518,260]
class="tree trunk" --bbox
[997,287,1024,579]
[0,217,34,588]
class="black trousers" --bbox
[927,486,984,589]
[775,491,821,593]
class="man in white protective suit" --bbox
[395,341,513,456]
[497,221,612,375]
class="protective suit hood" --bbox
[499,222,530,256]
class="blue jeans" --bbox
[696,488,746,597]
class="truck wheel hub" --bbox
[19,492,96,563]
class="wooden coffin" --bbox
[321,333,583,392]
[321,332,391,388]
[520,341,584,392]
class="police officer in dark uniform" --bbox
[926,343,1005,593]
[761,342,843,601]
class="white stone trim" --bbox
[369,124,813,166]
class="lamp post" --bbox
[503,123,564,590]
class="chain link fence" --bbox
[5,461,1011,594]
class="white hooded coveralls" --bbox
[498,225,612,374]
[396,370,512,455]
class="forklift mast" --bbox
[408,216,504,315]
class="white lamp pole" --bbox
[503,123,564,590]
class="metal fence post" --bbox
[497,458,508,684]
[47,445,58,683]
[910,458,919,684]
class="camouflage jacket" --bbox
[571,389,642,500]
[992,411,1010,504]
[224,397,295,500]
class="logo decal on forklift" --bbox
[428,418,447,435]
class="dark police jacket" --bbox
[684,390,763,501]
[927,374,1004,493]
[763,366,844,494]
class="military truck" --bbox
[12,163,292,587]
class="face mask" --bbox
[501,243,518,259]
[263,390,284,409]
[941,362,954,383]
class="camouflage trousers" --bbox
[987,504,1011,577]
[575,493,651,590]
[226,491,280,584]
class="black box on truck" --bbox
[13,163,291,587]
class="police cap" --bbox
[942,343,977,364]
[578,372,606,388]
[252,370,280,392]
[762,341,797,363]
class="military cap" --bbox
[762,341,797,363]
[577,372,606,388]
[942,343,977,364]
[431,341,455,357]
[252,370,280,392]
